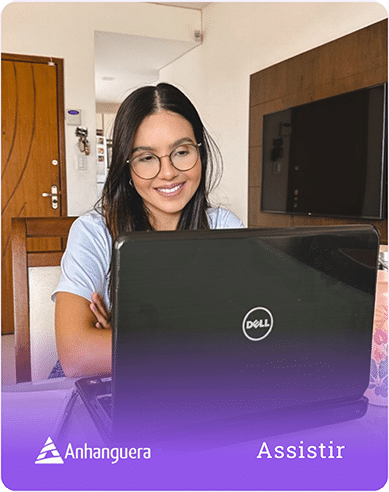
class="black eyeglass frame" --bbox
[129,143,202,180]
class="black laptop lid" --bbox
[111,225,378,443]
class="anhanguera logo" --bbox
[35,437,151,465]
[35,437,64,464]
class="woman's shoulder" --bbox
[70,209,106,230]
[206,207,244,229]
[54,209,111,306]
[68,210,111,247]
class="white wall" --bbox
[3,2,387,220]
[1,2,201,216]
[160,2,387,225]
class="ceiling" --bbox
[153,2,211,8]
[95,3,211,105]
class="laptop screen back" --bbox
[111,225,378,444]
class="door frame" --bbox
[2,52,67,216]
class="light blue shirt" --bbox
[53,208,244,308]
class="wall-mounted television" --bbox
[261,84,387,220]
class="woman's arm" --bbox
[53,213,113,377]
[55,292,112,377]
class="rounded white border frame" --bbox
[242,307,274,341]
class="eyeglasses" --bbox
[130,143,201,180]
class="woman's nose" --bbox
[157,155,179,180]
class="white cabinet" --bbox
[96,135,110,198]
[96,135,109,183]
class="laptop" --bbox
[76,224,379,450]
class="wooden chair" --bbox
[11,216,77,383]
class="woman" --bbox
[52,83,243,378]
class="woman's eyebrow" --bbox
[131,145,156,154]
[132,138,195,155]
[170,137,195,148]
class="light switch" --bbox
[76,155,87,171]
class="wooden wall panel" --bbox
[249,20,388,243]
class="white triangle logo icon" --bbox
[35,437,64,464]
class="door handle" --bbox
[42,185,59,209]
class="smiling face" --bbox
[130,111,202,230]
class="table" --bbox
[2,378,387,491]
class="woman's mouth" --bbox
[155,182,185,197]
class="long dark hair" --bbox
[98,83,222,240]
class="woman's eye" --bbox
[137,154,157,163]
[172,146,189,158]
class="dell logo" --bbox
[242,307,273,341]
[246,319,271,330]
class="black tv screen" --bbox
[261,84,387,220]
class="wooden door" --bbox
[1,53,67,334]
